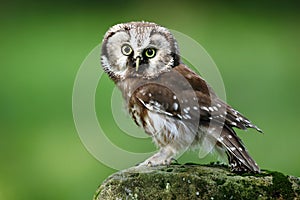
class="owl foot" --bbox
[170,157,179,164]
[138,157,173,167]
[137,148,177,167]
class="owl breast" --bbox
[127,89,199,150]
[130,104,195,149]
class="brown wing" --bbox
[128,64,261,132]
[131,82,183,120]
[174,64,261,172]
[174,64,262,132]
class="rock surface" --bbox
[94,164,300,200]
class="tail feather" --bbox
[218,125,260,173]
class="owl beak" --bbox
[135,57,141,71]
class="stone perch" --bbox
[94,164,300,200]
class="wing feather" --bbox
[174,64,262,132]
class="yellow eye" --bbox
[121,44,133,56]
[145,48,156,58]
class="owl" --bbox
[101,22,262,173]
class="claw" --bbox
[171,158,179,164]
[147,161,152,167]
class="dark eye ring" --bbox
[145,48,156,58]
[121,44,133,56]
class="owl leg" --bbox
[138,146,176,167]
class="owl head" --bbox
[101,22,180,82]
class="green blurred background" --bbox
[1,0,300,199]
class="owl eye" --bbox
[144,48,156,58]
[121,44,133,56]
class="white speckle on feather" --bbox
[173,103,179,111]
[176,114,182,119]
[183,108,189,114]
[245,119,251,123]
[208,107,214,112]
[230,147,236,151]
[201,106,209,112]
[184,114,191,119]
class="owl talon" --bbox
[170,158,178,164]
[138,156,172,167]
[165,160,171,167]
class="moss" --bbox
[95,164,299,200]
[214,178,226,186]
[158,178,166,189]
[166,168,174,172]
[289,176,300,196]
[215,177,264,200]
[241,170,270,178]
[267,171,295,199]
[184,162,198,165]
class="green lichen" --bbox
[266,171,295,199]
[94,164,300,200]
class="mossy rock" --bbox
[94,164,300,200]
